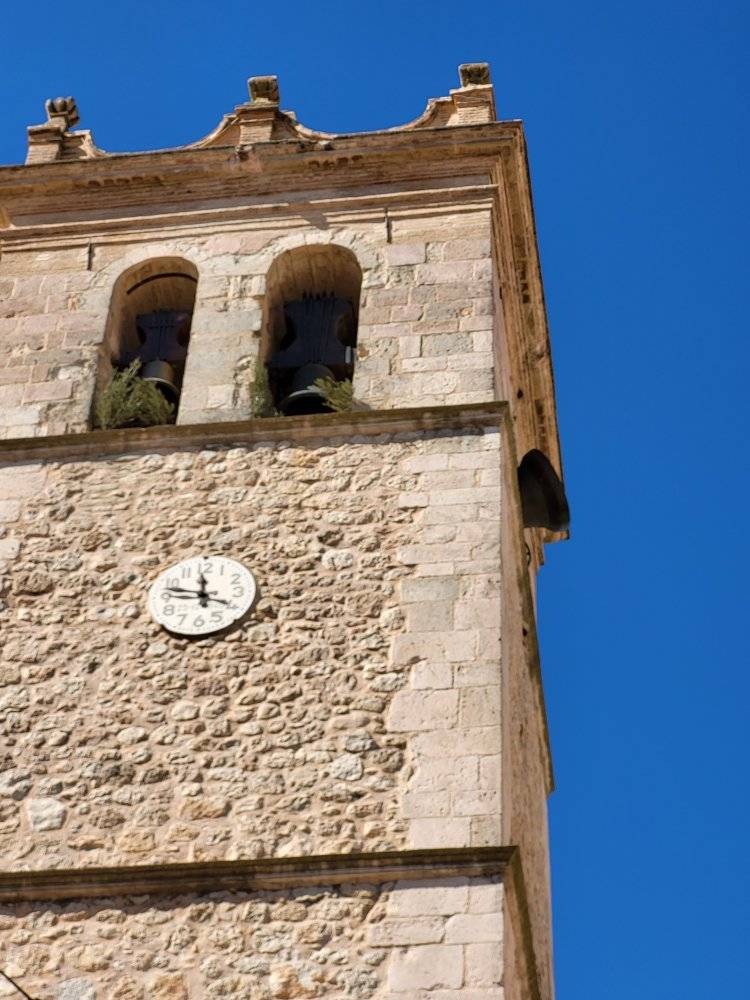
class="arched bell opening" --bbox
[517,449,570,532]
[94,257,199,425]
[262,245,362,416]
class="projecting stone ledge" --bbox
[0,845,515,903]
[22,63,496,164]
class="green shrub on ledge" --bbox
[94,361,175,430]
[249,357,278,418]
[314,376,354,413]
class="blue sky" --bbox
[2,2,748,996]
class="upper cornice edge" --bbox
[20,63,497,167]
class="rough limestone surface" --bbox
[0,877,503,998]
[0,213,495,439]
[25,796,67,831]
[0,426,503,869]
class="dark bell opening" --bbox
[517,449,570,532]
[268,294,356,416]
[118,309,192,407]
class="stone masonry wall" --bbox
[0,875,503,999]
[0,206,495,438]
[0,424,503,870]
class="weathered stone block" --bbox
[57,981,96,1000]
[469,882,504,914]
[465,942,503,986]
[25,797,67,831]
[367,916,445,945]
[442,238,492,260]
[409,816,472,848]
[387,690,459,731]
[387,943,464,991]
[405,600,456,632]
[23,380,74,403]
[416,261,475,284]
[402,789,451,817]
[446,912,502,943]
[411,662,454,689]
[386,243,427,266]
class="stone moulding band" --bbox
[0,401,510,465]
[0,846,516,904]
[0,183,497,246]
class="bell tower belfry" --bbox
[0,65,568,1000]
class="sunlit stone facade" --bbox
[0,65,566,999]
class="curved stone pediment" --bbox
[24,64,497,164]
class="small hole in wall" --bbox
[516,388,524,399]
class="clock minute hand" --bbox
[165,591,230,608]
[166,586,219,597]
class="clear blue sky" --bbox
[2,2,748,997]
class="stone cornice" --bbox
[0,181,497,248]
[0,846,514,903]
[2,119,521,182]
[17,65,497,167]
[0,401,510,464]
[0,123,522,233]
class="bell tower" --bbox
[0,65,568,1000]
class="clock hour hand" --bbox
[191,570,208,606]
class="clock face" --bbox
[147,556,257,636]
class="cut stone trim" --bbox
[0,846,514,903]
[0,400,509,464]
[20,65,497,164]
[0,183,498,246]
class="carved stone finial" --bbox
[458,63,491,87]
[248,76,280,105]
[44,96,80,130]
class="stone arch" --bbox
[261,243,364,415]
[93,256,199,424]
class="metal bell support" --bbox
[119,309,192,403]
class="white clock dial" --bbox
[147,556,257,636]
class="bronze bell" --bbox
[268,294,356,416]
[517,450,570,531]
[279,363,335,416]
[119,309,191,403]
[140,359,180,403]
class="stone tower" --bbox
[0,66,568,1000]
